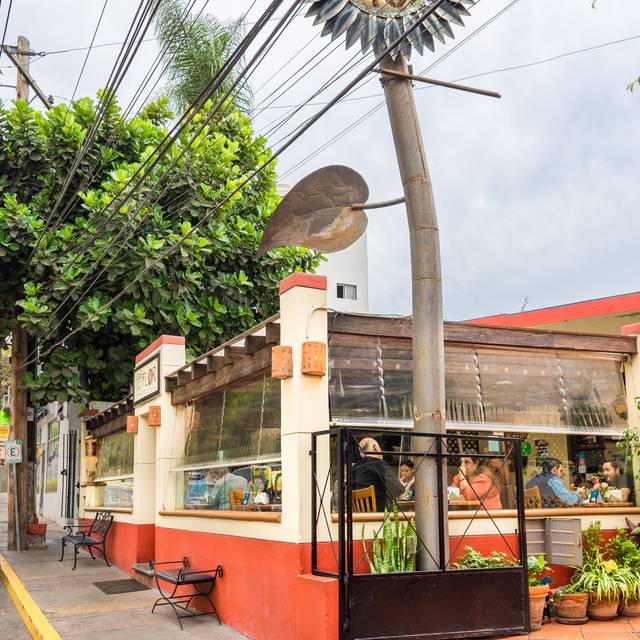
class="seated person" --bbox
[526,458,582,507]
[451,456,502,510]
[399,459,415,501]
[206,467,248,510]
[602,460,634,503]
[352,437,403,511]
[186,469,217,506]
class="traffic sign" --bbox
[6,439,22,464]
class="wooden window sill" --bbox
[159,509,281,523]
[85,507,133,514]
[331,506,640,522]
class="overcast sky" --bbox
[1,0,639,320]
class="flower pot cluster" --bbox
[553,521,640,624]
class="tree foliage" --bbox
[154,0,251,113]
[0,96,320,403]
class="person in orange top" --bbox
[451,456,503,510]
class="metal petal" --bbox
[426,14,446,44]
[318,0,349,22]
[384,17,402,54]
[330,4,359,41]
[397,18,412,61]
[305,1,323,19]
[345,11,366,49]
[321,14,337,37]
[419,22,435,52]
[360,16,378,54]
[439,1,465,27]
[257,165,369,257]
[405,16,424,57]
[435,14,455,39]
[372,17,388,58]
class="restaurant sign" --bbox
[134,354,160,405]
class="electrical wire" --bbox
[28,0,454,366]
[0,0,13,64]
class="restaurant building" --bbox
[78,275,640,640]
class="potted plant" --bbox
[527,555,552,631]
[361,505,417,574]
[453,547,517,570]
[553,584,589,623]
[608,529,640,616]
[572,523,629,620]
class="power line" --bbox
[0,0,14,64]
[30,0,455,366]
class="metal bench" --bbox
[150,558,223,629]
[59,511,114,571]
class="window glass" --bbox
[179,462,282,512]
[328,335,627,432]
[95,430,134,479]
[45,422,59,493]
[98,479,134,508]
[337,284,357,300]
[182,375,280,466]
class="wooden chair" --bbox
[352,485,377,513]
[229,490,245,510]
[524,486,542,509]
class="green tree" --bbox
[154,0,251,113]
[0,96,319,403]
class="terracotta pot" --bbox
[621,599,640,617]
[529,584,549,631]
[26,523,46,537]
[588,594,619,620]
[555,592,589,621]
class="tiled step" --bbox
[131,562,155,588]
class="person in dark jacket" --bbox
[352,437,403,511]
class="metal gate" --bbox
[60,431,78,520]
[311,428,530,640]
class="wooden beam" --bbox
[224,346,246,365]
[165,376,178,391]
[171,347,272,405]
[206,355,223,373]
[177,369,192,386]
[191,362,207,380]
[126,397,134,412]
[329,314,637,354]
[90,412,128,438]
[265,322,280,345]
[245,335,266,355]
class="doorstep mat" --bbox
[93,579,150,595]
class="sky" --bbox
[1,0,639,321]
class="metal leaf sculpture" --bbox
[305,0,476,60]
[257,165,369,256]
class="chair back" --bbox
[229,490,245,510]
[90,511,114,541]
[524,486,542,509]
[352,485,377,513]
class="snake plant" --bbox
[361,504,417,574]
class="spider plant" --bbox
[608,529,640,603]
[572,549,630,603]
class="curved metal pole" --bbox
[351,196,406,210]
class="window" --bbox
[95,430,134,508]
[176,375,282,511]
[337,283,357,301]
[45,421,60,493]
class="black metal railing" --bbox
[311,427,530,640]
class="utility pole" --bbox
[380,55,448,570]
[6,35,37,551]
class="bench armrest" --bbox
[63,524,92,534]
[150,557,189,572]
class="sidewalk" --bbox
[0,493,246,639]
[500,617,640,639]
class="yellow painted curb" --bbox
[0,551,61,640]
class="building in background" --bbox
[465,291,640,335]
[277,183,369,314]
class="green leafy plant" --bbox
[553,583,586,601]
[453,546,517,570]
[572,522,632,603]
[608,529,640,603]
[527,554,552,586]
[0,96,321,403]
[361,504,417,574]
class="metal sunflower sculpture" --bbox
[305,0,476,60]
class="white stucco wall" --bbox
[315,233,369,314]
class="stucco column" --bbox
[279,274,329,543]
[622,325,640,502]
[132,336,186,525]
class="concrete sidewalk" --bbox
[0,493,247,639]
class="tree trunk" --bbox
[7,323,28,551]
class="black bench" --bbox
[59,511,114,571]
[150,558,223,629]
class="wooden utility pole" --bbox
[380,55,448,571]
[7,36,34,551]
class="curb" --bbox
[0,551,61,640]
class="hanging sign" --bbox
[134,354,161,405]
[0,424,9,440]
[6,439,22,464]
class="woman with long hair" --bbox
[451,455,503,510]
